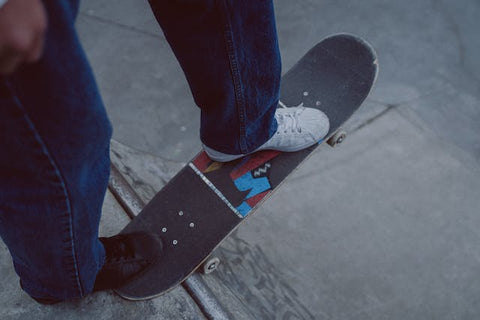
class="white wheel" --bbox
[327,129,347,147]
[201,257,221,274]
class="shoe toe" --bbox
[94,232,163,292]
[300,108,330,140]
[129,232,163,264]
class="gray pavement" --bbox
[1,0,480,319]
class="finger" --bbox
[25,1,47,63]
[24,31,45,63]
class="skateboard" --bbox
[115,33,378,300]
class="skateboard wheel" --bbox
[327,129,347,147]
[201,257,221,275]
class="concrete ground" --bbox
[1,0,479,319]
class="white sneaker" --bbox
[261,104,330,151]
[203,103,330,162]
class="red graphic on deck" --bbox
[245,190,271,208]
[192,152,213,172]
[230,150,281,180]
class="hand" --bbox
[0,0,47,75]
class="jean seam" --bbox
[218,0,248,153]
[6,83,84,298]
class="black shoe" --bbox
[93,232,163,292]
[20,232,161,305]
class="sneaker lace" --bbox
[277,101,304,134]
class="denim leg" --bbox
[148,0,281,154]
[0,0,111,300]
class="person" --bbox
[0,0,329,304]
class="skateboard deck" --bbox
[116,33,378,300]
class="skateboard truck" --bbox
[327,128,347,147]
[201,257,221,274]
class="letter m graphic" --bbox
[234,172,271,200]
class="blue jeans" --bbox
[0,0,280,300]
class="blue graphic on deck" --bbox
[236,202,252,217]
[233,171,271,217]
[234,172,271,199]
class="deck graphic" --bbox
[115,34,379,300]
[192,150,281,217]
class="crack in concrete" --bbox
[369,86,445,109]
[79,11,165,40]
[287,88,446,184]
[350,104,396,134]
